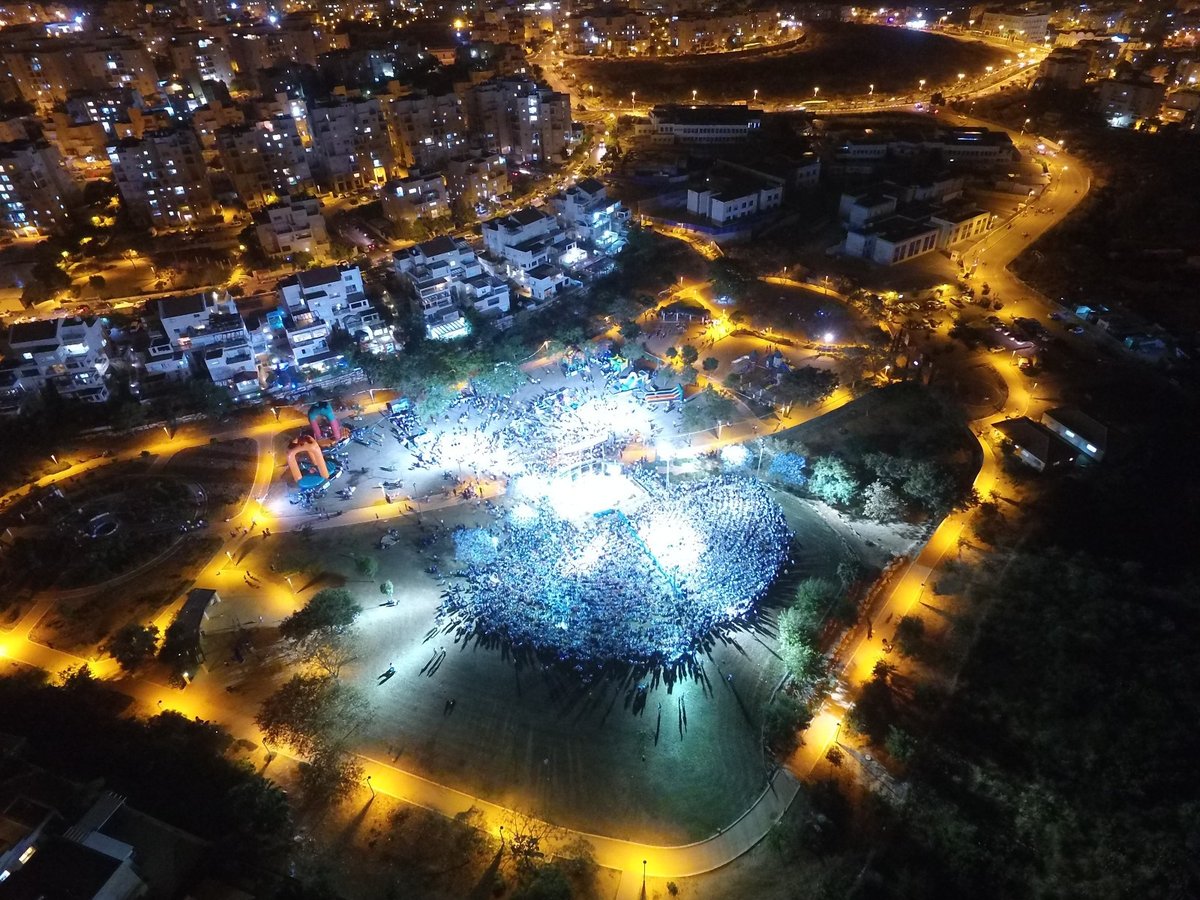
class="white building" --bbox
[686,171,783,225]
[1039,48,1090,89]
[446,150,509,209]
[155,291,249,351]
[380,88,467,170]
[551,177,628,249]
[1097,74,1165,127]
[254,195,329,259]
[845,219,941,265]
[280,265,378,335]
[0,316,111,410]
[394,235,496,339]
[482,206,571,271]
[640,104,763,145]
[466,76,572,164]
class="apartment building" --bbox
[1097,73,1165,127]
[307,95,396,193]
[446,150,510,209]
[1039,47,1090,89]
[381,173,450,223]
[107,126,218,229]
[979,9,1050,43]
[569,7,653,55]
[466,76,571,164]
[168,28,235,90]
[0,139,76,235]
[214,116,313,208]
[380,88,467,170]
[254,195,329,258]
[0,316,111,412]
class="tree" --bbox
[894,614,926,657]
[784,366,839,406]
[901,460,957,514]
[681,386,735,432]
[297,742,364,804]
[862,480,904,522]
[354,554,379,580]
[792,577,841,633]
[677,363,698,386]
[767,451,808,487]
[885,725,918,763]
[102,623,159,673]
[380,580,394,598]
[513,864,573,900]
[702,356,720,372]
[680,343,699,365]
[255,673,370,757]
[808,457,860,506]
[300,630,357,678]
[278,588,362,643]
[88,274,106,290]
[619,319,641,340]
[763,691,812,755]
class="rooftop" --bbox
[651,104,762,126]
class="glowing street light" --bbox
[753,88,758,101]
[631,90,636,107]
[869,83,874,95]
[691,89,697,102]
[919,78,926,92]
[957,72,966,84]
[813,85,820,97]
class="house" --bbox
[155,292,247,351]
[845,217,940,266]
[482,207,574,274]
[1042,408,1107,462]
[525,263,567,301]
[929,203,993,249]
[0,316,111,410]
[394,236,486,340]
[550,177,628,249]
[279,265,378,334]
[993,417,1078,471]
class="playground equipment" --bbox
[287,434,330,490]
[612,369,651,392]
[643,384,683,405]
[307,401,343,444]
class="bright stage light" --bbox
[721,444,750,468]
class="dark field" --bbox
[572,23,1007,104]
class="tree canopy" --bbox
[278,588,362,642]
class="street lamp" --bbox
[957,73,966,85]
[643,860,648,887]
[1021,117,1031,134]
[691,88,697,102]
[753,88,758,102]
[366,774,374,797]
[813,85,820,97]
[868,83,874,96]
[919,78,926,92]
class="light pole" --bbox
[753,88,758,102]
[691,88,697,103]
[643,859,647,888]
[631,90,636,108]
[813,85,819,98]
[499,825,505,847]
[366,774,374,797]
[919,78,926,93]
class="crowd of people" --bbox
[438,475,791,664]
